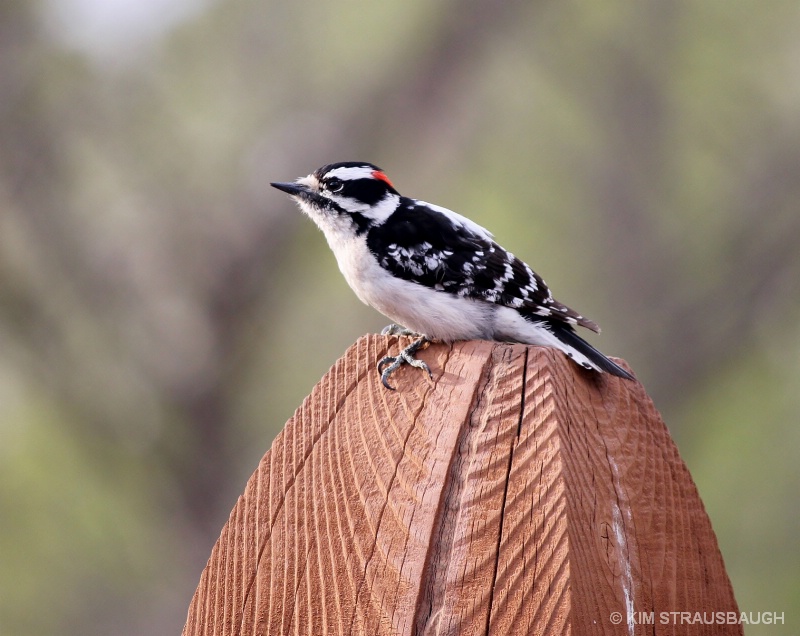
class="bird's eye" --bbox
[326,178,343,193]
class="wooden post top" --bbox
[183,335,741,636]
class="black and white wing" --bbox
[366,198,600,333]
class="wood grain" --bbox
[183,335,741,636]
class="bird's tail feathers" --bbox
[550,324,635,380]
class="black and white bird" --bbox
[271,162,634,389]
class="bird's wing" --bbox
[367,200,600,333]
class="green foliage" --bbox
[0,389,162,635]
[681,345,800,635]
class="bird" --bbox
[271,162,634,389]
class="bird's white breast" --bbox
[324,231,493,342]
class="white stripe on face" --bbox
[324,165,376,181]
[335,193,400,222]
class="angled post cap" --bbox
[183,335,741,636]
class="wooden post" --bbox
[183,335,741,635]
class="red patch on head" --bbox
[371,170,395,189]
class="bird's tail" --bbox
[550,323,635,380]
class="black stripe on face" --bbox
[319,195,373,234]
[340,177,392,206]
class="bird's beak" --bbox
[272,178,328,209]
[270,181,307,196]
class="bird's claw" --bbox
[378,337,432,390]
[380,323,420,337]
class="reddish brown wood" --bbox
[183,335,741,636]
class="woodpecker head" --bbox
[271,162,401,235]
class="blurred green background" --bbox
[1,0,798,634]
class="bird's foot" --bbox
[380,323,420,337]
[378,336,432,390]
